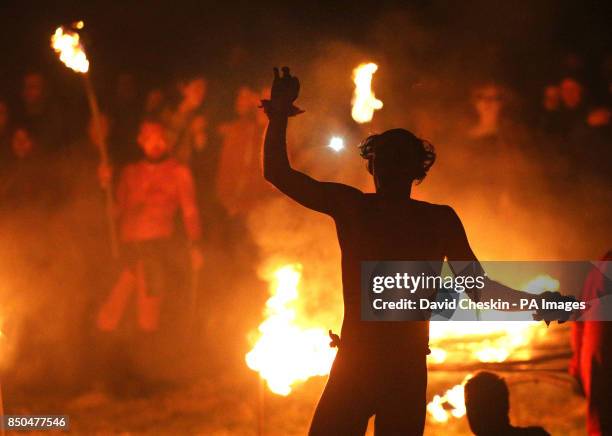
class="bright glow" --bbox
[247,266,560,403]
[523,274,559,293]
[427,274,560,422]
[328,136,345,152]
[351,62,383,123]
[427,375,472,422]
[427,347,448,364]
[51,26,89,73]
[245,264,337,396]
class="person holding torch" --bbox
[96,119,203,333]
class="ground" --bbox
[4,327,587,436]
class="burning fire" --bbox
[426,274,560,423]
[245,264,337,396]
[246,265,560,416]
[351,63,383,123]
[427,375,472,423]
[51,25,89,73]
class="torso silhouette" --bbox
[332,191,466,358]
[266,171,475,361]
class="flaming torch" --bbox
[351,62,383,123]
[51,23,118,257]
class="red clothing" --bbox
[570,252,612,436]
[116,158,201,242]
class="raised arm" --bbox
[262,67,360,215]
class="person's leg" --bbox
[374,357,427,436]
[136,259,162,332]
[96,266,136,331]
[309,350,372,436]
[137,240,175,332]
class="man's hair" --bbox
[464,371,510,419]
[358,128,436,183]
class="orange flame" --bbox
[427,375,472,423]
[351,62,383,123]
[245,264,337,396]
[51,25,89,73]
[247,264,560,406]
[427,274,560,423]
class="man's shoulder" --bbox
[411,199,454,214]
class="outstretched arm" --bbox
[445,206,575,322]
[444,206,539,308]
[262,67,360,215]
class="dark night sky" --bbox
[1,0,610,108]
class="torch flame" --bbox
[245,264,337,396]
[351,62,383,123]
[51,25,89,73]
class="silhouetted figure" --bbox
[96,120,203,333]
[558,76,588,140]
[16,72,66,153]
[539,84,563,137]
[464,372,550,436]
[570,251,612,436]
[216,86,270,216]
[261,67,561,435]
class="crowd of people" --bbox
[0,70,274,396]
[0,53,609,216]
[444,55,611,186]
[0,50,609,434]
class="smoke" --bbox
[0,4,609,420]
[244,10,611,341]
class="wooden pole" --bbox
[258,374,265,436]
[82,74,119,258]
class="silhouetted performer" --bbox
[570,251,612,436]
[465,372,550,436]
[261,67,565,435]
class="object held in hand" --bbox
[532,291,579,325]
[328,330,341,348]
[260,66,304,117]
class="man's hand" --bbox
[260,67,304,117]
[532,291,579,325]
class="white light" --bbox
[328,136,345,152]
